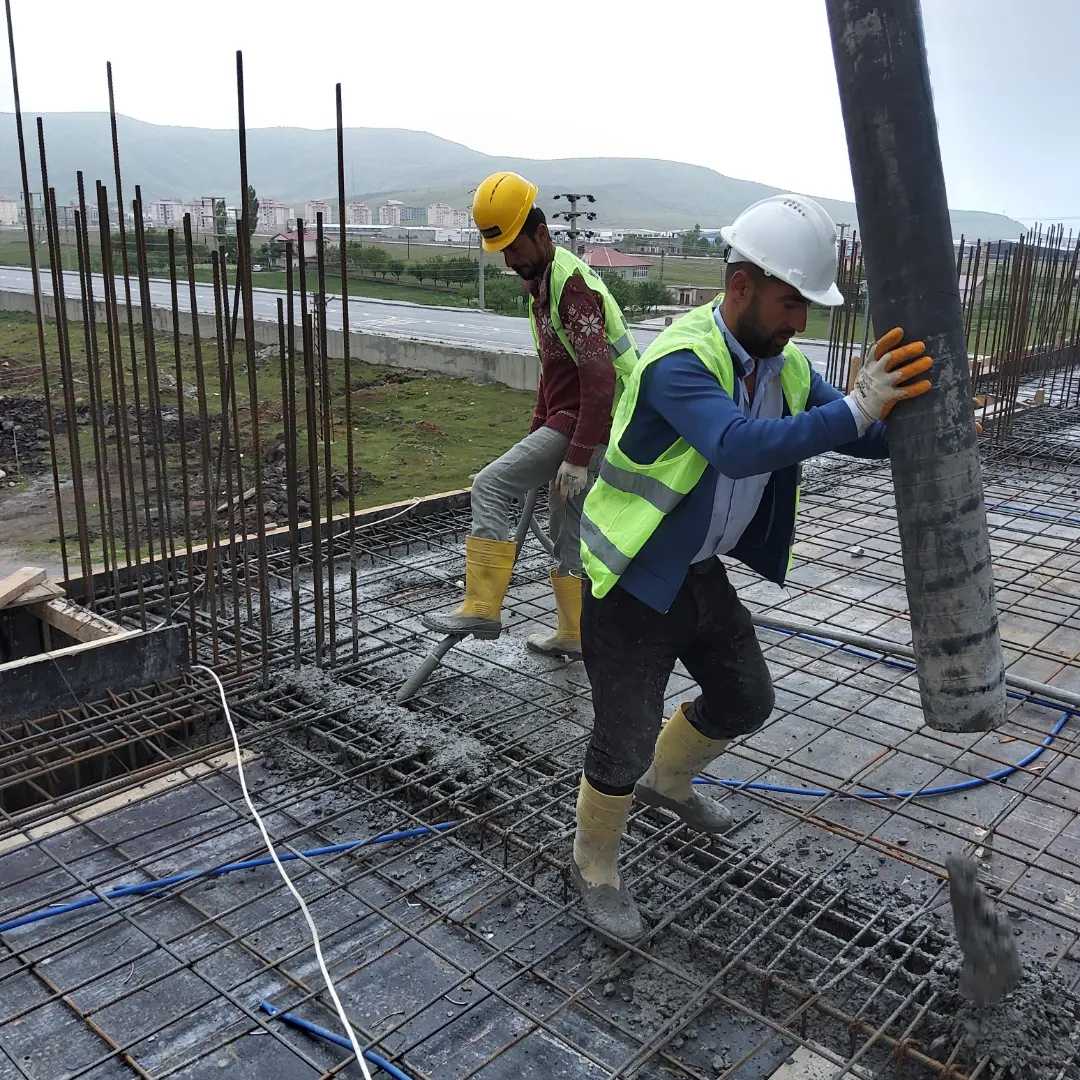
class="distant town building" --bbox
[55,203,100,229]
[582,246,651,281]
[149,199,184,228]
[304,200,332,225]
[668,283,720,308]
[346,201,372,226]
[622,231,684,256]
[399,205,427,226]
[269,225,329,265]
[256,199,291,233]
[202,196,227,233]
[428,203,471,230]
[378,200,404,225]
[17,192,44,230]
[0,198,20,226]
[427,202,454,228]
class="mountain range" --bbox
[0,112,1026,241]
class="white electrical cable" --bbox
[192,664,373,1080]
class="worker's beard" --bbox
[511,261,543,283]
[731,297,785,359]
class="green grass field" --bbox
[0,309,534,562]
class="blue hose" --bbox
[0,822,457,935]
[694,624,1075,800]
[260,999,414,1080]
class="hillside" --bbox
[0,112,1026,240]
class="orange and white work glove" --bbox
[849,327,934,427]
[555,461,589,499]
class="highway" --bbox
[0,264,833,371]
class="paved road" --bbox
[0,264,832,372]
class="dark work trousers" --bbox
[580,559,775,794]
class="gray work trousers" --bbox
[471,425,602,576]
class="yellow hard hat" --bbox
[472,171,539,252]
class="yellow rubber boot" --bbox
[422,536,517,639]
[635,704,733,833]
[568,776,644,941]
[526,571,583,658]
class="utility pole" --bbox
[827,0,1004,734]
[552,192,597,255]
[478,247,485,308]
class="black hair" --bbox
[521,205,547,239]
[725,260,764,286]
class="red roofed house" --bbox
[581,246,652,282]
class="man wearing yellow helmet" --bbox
[423,171,638,657]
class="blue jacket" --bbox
[616,348,889,612]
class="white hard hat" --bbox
[720,194,844,307]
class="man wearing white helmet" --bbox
[569,193,933,940]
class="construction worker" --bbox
[570,193,934,940]
[423,172,638,657]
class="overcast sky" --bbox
[2,1,1076,223]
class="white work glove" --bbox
[554,461,589,499]
[849,326,934,426]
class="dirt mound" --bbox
[0,396,65,476]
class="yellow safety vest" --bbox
[528,247,638,387]
[580,301,812,598]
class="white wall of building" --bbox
[150,200,184,227]
[303,200,331,225]
[346,201,372,226]
[378,200,403,225]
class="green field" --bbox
[0,309,534,562]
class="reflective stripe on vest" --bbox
[528,247,639,387]
[580,301,811,599]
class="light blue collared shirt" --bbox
[691,309,786,562]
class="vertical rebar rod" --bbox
[167,229,197,660]
[278,296,300,669]
[132,187,174,613]
[96,180,145,626]
[316,211,336,664]
[285,248,301,668]
[215,251,255,629]
[76,175,121,607]
[4,0,68,579]
[39,158,94,600]
[235,50,271,682]
[71,204,111,582]
[336,82,359,659]
[827,0,1005,732]
[184,214,219,665]
[825,237,847,385]
[961,239,979,351]
[298,219,325,662]
[969,241,993,404]
[107,62,157,580]
[211,255,243,673]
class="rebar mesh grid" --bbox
[4,458,1080,1079]
[2,7,1080,1075]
